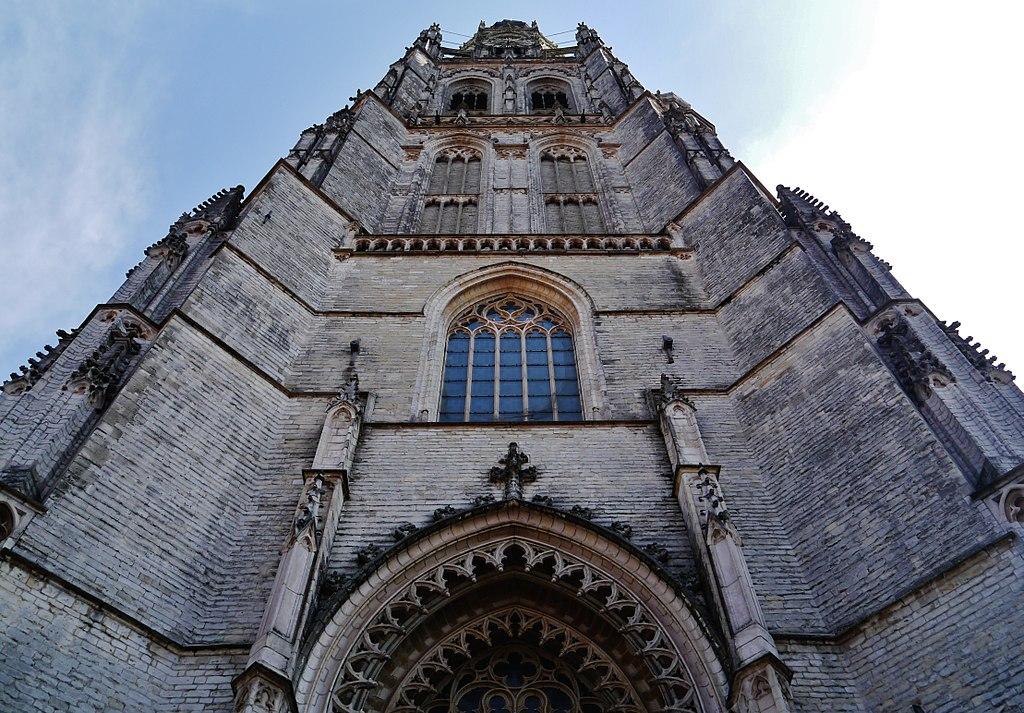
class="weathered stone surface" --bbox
[1,18,1021,713]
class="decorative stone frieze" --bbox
[351,233,673,254]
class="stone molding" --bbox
[410,262,608,421]
[387,605,645,712]
[350,233,674,254]
[295,505,729,713]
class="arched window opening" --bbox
[439,294,583,423]
[0,503,16,541]
[420,147,482,234]
[529,80,573,114]
[540,147,603,234]
[448,80,491,114]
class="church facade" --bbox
[1,19,1023,713]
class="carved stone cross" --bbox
[488,442,538,501]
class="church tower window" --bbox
[528,79,573,114]
[448,79,491,114]
[540,147,603,233]
[439,294,583,422]
[420,147,482,233]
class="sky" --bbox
[1,1,1022,380]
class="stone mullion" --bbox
[454,198,465,234]
[441,157,452,195]
[545,332,559,420]
[433,199,445,234]
[519,331,529,421]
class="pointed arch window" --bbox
[439,295,583,422]
[448,79,491,114]
[540,147,603,234]
[420,147,481,233]
[528,79,573,114]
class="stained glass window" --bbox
[439,295,583,423]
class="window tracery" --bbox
[540,147,603,234]
[448,80,491,114]
[529,80,573,114]
[440,294,583,423]
[420,147,482,234]
[426,646,591,713]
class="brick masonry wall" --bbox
[839,536,1024,713]
[9,319,288,643]
[732,308,1001,630]
[320,101,407,232]
[327,423,699,589]
[0,560,245,713]
[682,169,793,306]
[323,254,706,312]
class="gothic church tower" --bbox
[2,20,1022,713]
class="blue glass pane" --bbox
[439,411,463,422]
[550,335,573,351]
[526,350,547,366]
[444,365,468,382]
[499,396,524,418]
[447,335,470,353]
[552,350,575,366]
[446,351,469,369]
[527,380,549,396]
[499,336,522,364]
[441,396,466,413]
[554,379,578,395]
[471,378,494,396]
[442,380,466,397]
[526,334,547,350]
[557,394,582,415]
[553,364,576,379]
[469,411,493,422]
[529,394,552,417]
[499,380,522,396]
[526,364,548,380]
[470,395,493,412]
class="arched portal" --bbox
[295,503,729,713]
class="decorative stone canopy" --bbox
[455,19,558,59]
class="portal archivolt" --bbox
[295,504,728,713]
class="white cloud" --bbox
[743,2,1024,373]
[0,6,153,371]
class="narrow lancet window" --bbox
[439,295,583,422]
[420,147,481,233]
[540,147,603,233]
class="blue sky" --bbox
[2,1,1022,378]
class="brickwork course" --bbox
[2,19,1023,713]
